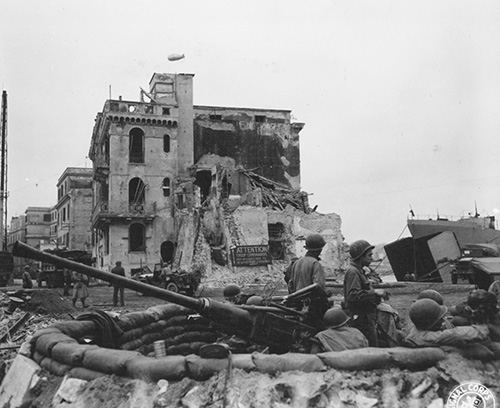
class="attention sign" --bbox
[231,245,270,266]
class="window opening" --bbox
[162,107,170,115]
[129,223,145,251]
[162,178,171,197]
[145,105,154,114]
[129,177,146,207]
[163,134,170,153]
[194,170,212,203]
[255,115,266,123]
[268,222,285,260]
[129,128,144,163]
[160,241,175,264]
[209,114,222,121]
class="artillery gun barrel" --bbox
[12,241,253,336]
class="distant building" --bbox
[7,207,51,275]
[55,167,93,251]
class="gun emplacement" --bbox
[12,241,318,352]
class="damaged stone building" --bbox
[89,73,345,283]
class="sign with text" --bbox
[231,245,270,266]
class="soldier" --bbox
[343,239,385,346]
[416,289,454,329]
[72,272,89,308]
[310,308,368,353]
[22,265,33,289]
[286,234,326,294]
[111,261,125,307]
[405,298,489,347]
[223,284,242,303]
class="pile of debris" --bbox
[240,169,309,212]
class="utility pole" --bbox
[0,91,8,251]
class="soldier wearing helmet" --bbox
[343,239,385,346]
[223,284,242,303]
[310,308,368,353]
[286,233,326,294]
[405,298,489,348]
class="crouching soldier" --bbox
[449,289,500,341]
[405,298,489,348]
[310,308,368,353]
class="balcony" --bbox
[91,201,154,228]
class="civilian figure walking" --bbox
[111,261,125,306]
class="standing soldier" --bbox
[286,234,326,294]
[72,272,89,308]
[22,265,33,289]
[343,240,385,346]
[111,261,125,307]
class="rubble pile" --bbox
[240,170,308,212]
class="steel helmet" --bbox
[246,295,264,306]
[223,284,241,298]
[349,240,375,261]
[468,289,498,313]
[417,289,444,305]
[409,299,448,330]
[304,234,326,250]
[323,308,350,328]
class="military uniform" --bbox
[314,326,368,352]
[343,262,380,346]
[287,254,325,294]
[405,324,489,347]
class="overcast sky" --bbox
[1,1,500,244]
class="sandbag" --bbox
[121,339,144,351]
[30,327,63,346]
[118,311,158,331]
[141,321,164,334]
[183,323,214,333]
[119,327,147,344]
[140,332,164,345]
[53,320,96,338]
[32,351,45,365]
[82,348,142,375]
[147,304,192,320]
[68,367,106,381]
[40,356,71,376]
[185,355,229,380]
[165,315,188,327]
[318,348,391,370]
[161,326,185,338]
[387,347,446,368]
[125,355,187,381]
[231,354,255,371]
[51,342,99,366]
[459,343,495,361]
[169,331,217,346]
[166,343,196,356]
[35,333,78,357]
[252,352,326,374]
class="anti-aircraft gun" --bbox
[13,241,326,353]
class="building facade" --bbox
[89,73,307,275]
[55,167,93,251]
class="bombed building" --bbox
[89,73,345,282]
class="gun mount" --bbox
[13,241,319,352]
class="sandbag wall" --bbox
[24,304,451,382]
[116,304,217,356]
[25,326,449,382]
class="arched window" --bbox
[163,134,170,153]
[162,177,171,197]
[160,241,175,264]
[129,128,144,163]
[129,177,145,205]
[129,223,145,251]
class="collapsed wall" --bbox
[170,155,348,289]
